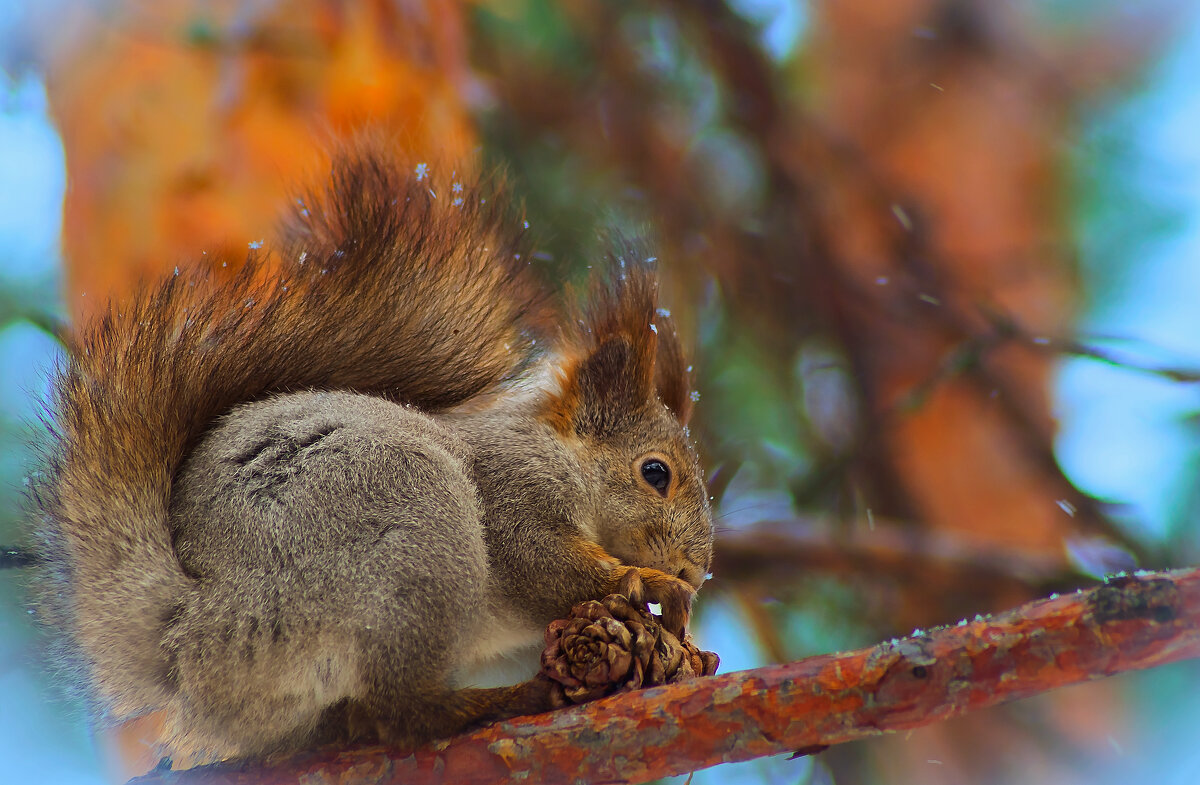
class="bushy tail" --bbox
[31,145,553,721]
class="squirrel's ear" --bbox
[565,334,654,436]
[543,247,693,434]
[543,332,654,437]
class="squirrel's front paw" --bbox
[612,566,694,639]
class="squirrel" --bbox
[29,143,714,763]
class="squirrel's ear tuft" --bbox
[652,311,694,425]
[569,336,649,435]
[544,244,694,432]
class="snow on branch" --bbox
[133,568,1200,785]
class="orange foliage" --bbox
[41,0,477,323]
[805,0,1077,553]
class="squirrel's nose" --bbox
[647,554,706,589]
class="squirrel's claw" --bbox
[614,567,647,607]
[654,579,693,640]
[612,565,695,639]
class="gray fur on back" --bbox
[163,391,488,756]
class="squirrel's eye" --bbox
[640,459,671,496]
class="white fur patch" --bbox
[451,610,543,688]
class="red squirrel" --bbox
[31,144,713,762]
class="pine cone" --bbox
[540,592,720,708]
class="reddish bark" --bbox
[131,568,1200,785]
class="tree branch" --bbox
[133,568,1200,785]
[714,519,1071,589]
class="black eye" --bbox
[640,459,671,496]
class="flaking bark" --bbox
[132,567,1200,785]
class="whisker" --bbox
[714,503,778,520]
